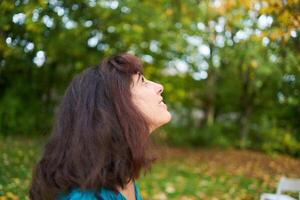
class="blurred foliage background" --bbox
[1,0,299,155]
[0,0,300,199]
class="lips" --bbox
[159,98,163,104]
[159,98,167,108]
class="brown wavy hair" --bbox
[29,53,155,200]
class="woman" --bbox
[29,53,172,200]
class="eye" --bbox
[141,76,148,85]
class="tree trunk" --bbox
[239,100,252,148]
[204,43,217,127]
[238,63,255,148]
[205,67,216,126]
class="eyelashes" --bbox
[141,76,149,85]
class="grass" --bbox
[1,136,300,200]
[0,137,45,200]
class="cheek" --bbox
[132,94,156,117]
[132,90,152,107]
[133,96,154,112]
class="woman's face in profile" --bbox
[131,73,171,132]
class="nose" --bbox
[156,83,164,95]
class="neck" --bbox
[117,180,136,200]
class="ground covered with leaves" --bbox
[0,137,299,200]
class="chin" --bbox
[165,111,172,123]
[160,111,172,125]
[149,111,172,132]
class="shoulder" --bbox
[57,187,121,200]
[56,182,142,200]
[57,189,100,200]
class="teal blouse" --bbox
[58,182,142,200]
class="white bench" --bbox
[260,177,300,200]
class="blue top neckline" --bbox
[57,181,142,200]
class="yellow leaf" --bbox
[165,8,173,17]
[278,10,292,25]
